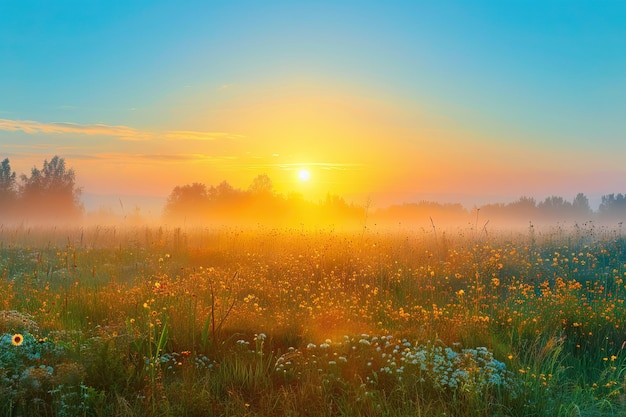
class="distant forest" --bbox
[163,174,626,229]
[2,156,626,228]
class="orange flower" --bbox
[12,334,24,346]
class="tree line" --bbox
[373,194,626,227]
[0,156,82,221]
[3,155,626,227]
[163,174,364,227]
[165,180,626,228]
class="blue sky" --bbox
[1,1,626,209]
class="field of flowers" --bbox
[1,222,626,416]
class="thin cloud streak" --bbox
[0,143,59,150]
[218,162,363,171]
[0,118,242,143]
[0,118,150,141]
[71,152,234,164]
[275,162,363,171]
[165,130,244,141]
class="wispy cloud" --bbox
[133,153,217,162]
[0,118,150,141]
[164,130,244,141]
[227,162,363,171]
[275,162,363,171]
[71,152,231,164]
[0,143,58,150]
[0,118,242,142]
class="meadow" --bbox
[1,222,626,416]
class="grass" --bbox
[1,222,626,416]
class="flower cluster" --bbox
[0,332,64,371]
[1,331,59,409]
[0,310,40,334]
[159,351,215,375]
[274,334,517,397]
[390,341,514,393]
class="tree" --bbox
[572,193,592,217]
[0,158,17,214]
[538,196,572,219]
[0,158,17,198]
[248,174,274,196]
[206,181,243,207]
[511,196,537,209]
[19,156,83,219]
[504,196,537,219]
[599,193,626,219]
[164,182,209,220]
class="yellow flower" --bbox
[12,334,24,346]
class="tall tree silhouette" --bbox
[164,182,209,221]
[0,158,17,214]
[572,193,592,217]
[248,174,274,196]
[538,196,572,220]
[599,193,626,219]
[19,156,82,220]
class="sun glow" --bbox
[298,169,311,182]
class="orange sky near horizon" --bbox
[2,81,622,211]
[0,88,528,200]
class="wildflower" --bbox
[12,333,24,346]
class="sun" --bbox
[298,169,311,182]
